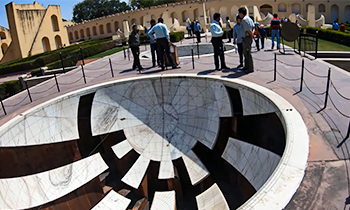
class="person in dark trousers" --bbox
[210,13,229,71]
[239,7,255,74]
[233,15,243,68]
[187,22,192,37]
[147,18,180,70]
[147,19,160,67]
[191,21,195,37]
[259,24,267,49]
[128,24,143,72]
[253,23,261,51]
[270,14,281,50]
[194,20,201,43]
[226,16,232,42]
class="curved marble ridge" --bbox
[196,183,229,210]
[0,153,108,210]
[222,137,281,191]
[92,78,232,186]
[91,190,131,210]
[150,191,176,210]
[0,95,80,147]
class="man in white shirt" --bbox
[226,17,232,43]
[210,13,229,71]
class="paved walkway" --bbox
[1,36,350,209]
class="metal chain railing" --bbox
[4,94,30,107]
[31,83,57,94]
[331,80,350,101]
[304,66,328,78]
[276,70,301,81]
[303,80,326,95]
[58,76,84,86]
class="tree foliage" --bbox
[129,0,181,9]
[73,0,130,23]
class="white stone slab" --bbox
[0,153,108,210]
[222,137,281,190]
[182,150,210,186]
[91,77,231,162]
[121,154,150,189]
[112,140,133,159]
[196,183,229,210]
[239,87,277,116]
[0,96,80,147]
[158,160,175,179]
[92,190,131,210]
[150,191,176,210]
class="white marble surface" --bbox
[222,137,281,190]
[239,87,277,116]
[196,183,229,210]
[0,95,80,147]
[0,153,108,210]
[121,153,150,189]
[182,150,210,186]
[150,191,176,210]
[112,140,133,159]
[91,78,233,163]
[92,190,131,210]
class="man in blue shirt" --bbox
[210,13,229,71]
[147,18,180,70]
[187,22,192,37]
[233,15,244,68]
[332,21,339,30]
[239,7,255,74]
[194,20,201,43]
[147,19,160,67]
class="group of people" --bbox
[187,20,202,43]
[128,18,180,73]
[128,7,282,75]
[332,20,347,32]
[211,10,281,74]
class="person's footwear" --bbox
[262,47,264,49]
[221,66,230,70]
[237,64,243,68]
[132,66,136,70]
[277,47,280,50]
[172,66,181,69]
[215,67,221,71]
[244,69,254,74]
[138,66,144,70]
[271,45,274,50]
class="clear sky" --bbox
[0,0,128,29]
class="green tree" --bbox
[129,0,181,9]
[73,0,130,23]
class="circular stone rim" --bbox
[0,74,309,210]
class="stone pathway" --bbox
[0,36,350,209]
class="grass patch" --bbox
[271,38,350,51]
[86,47,123,59]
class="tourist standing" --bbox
[194,20,201,43]
[253,23,261,51]
[270,14,281,50]
[226,17,232,42]
[332,21,339,30]
[147,19,160,67]
[210,13,229,71]
[340,23,345,32]
[187,22,192,37]
[147,18,180,70]
[238,7,255,73]
[128,24,143,72]
[259,24,267,49]
[233,16,243,68]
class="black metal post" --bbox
[191,47,195,69]
[299,58,305,92]
[197,42,200,59]
[60,52,65,73]
[109,58,114,77]
[145,44,147,51]
[337,120,350,148]
[318,68,331,112]
[80,47,85,65]
[81,65,86,84]
[24,81,33,102]
[123,47,126,60]
[0,99,6,115]
[54,73,60,92]
[273,52,277,81]
[315,31,318,59]
[298,33,301,54]
[127,48,130,61]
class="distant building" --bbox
[0,1,69,64]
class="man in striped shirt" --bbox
[270,14,281,50]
